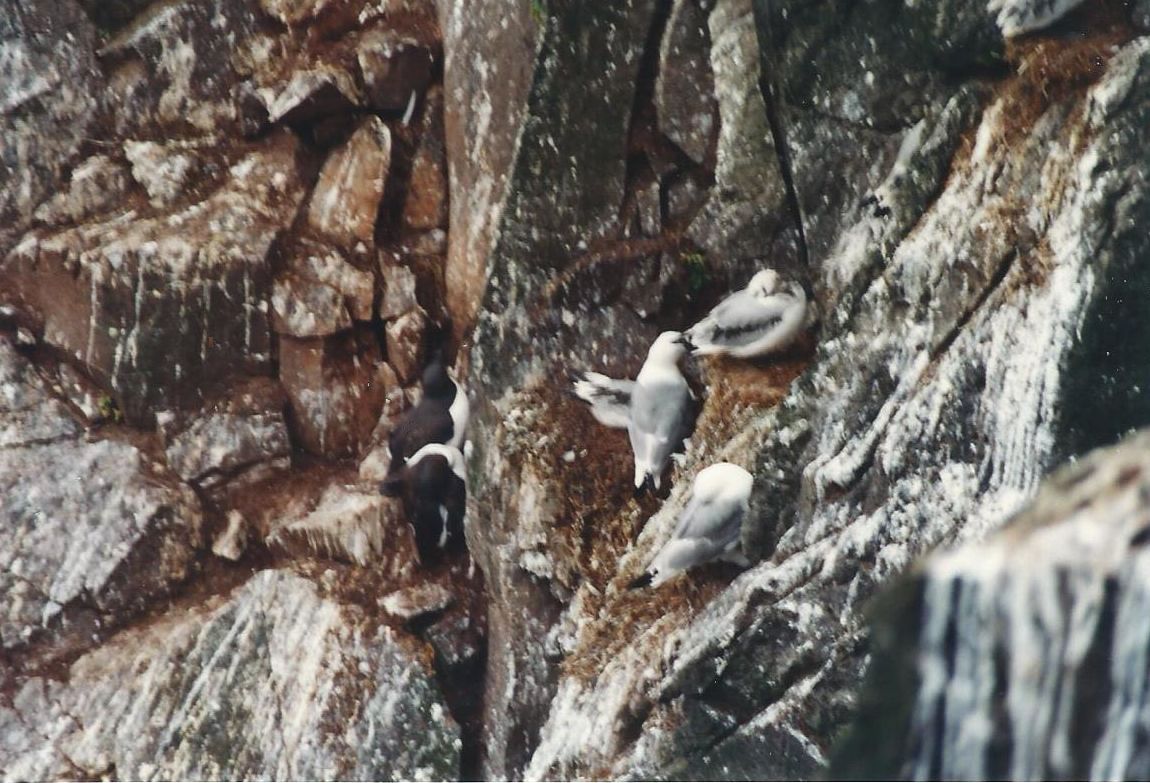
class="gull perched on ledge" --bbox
[988,0,1087,37]
[683,269,808,359]
[629,462,753,588]
[629,331,695,493]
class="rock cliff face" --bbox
[2,0,1149,780]
[833,429,1150,781]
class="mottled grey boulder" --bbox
[0,570,460,781]
[656,0,717,165]
[0,339,202,651]
[2,134,307,425]
[0,0,101,234]
[835,427,1150,780]
[161,382,291,486]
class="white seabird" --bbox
[683,269,808,359]
[629,331,694,493]
[629,462,753,588]
[380,442,467,564]
[571,370,634,429]
[988,0,1086,37]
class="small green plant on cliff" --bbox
[681,251,707,292]
[97,394,123,424]
[530,0,546,25]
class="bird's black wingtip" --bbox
[632,474,655,499]
[627,572,654,590]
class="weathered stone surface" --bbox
[2,134,306,425]
[95,0,263,136]
[123,140,201,208]
[381,262,421,320]
[385,307,429,384]
[357,30,435,112]
[655,0,717,165]
[273,242,375,337]
[0,570,460,781]
[259,0,333,26]
[407,228,447,256]
[1136,0,1150,31]
[0,0,102,234]
[404,87,449,230]
[525,29,1150,783]
[0,338,202,650]
[307,116,392,248]
[267,485,409,571]
[439,0,542,338]
[383,583,455,621]
[266,66,360,126]
[280,331,391,457]
[836,428,1150,780]
[32,155,132,227]
[212,510,250,561]
[161,382,290,485]
[687,0,789,262]
[426,613,483,672]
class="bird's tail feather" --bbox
[378,474,404,497]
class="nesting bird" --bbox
[988,0,1086,37]
[571,370,634,430]
[629,462,753,588]
[683,269,807,359]
[629,331,695,493]
[380,443,467,563]
[387,356,470,478]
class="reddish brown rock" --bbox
[404,87,449,230]
[279,329,391,457]
[272,241,375,338]
[307,116,392,248]
[266,67,360,126]
[1,133,306,425]
[440,0,542,340]
[259,0,333,26]
[385,306,429,384]
[380,262,420,320]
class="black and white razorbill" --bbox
[380,443,467,563]
[387,357,470,477]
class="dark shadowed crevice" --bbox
[1068,575,1118,780]
[750,0,810,278]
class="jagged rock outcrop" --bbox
[0,338,202,652]
[1,1,480,780]
[0,570,459,781]
[445,0,1150,778]
[834,428,1150,780]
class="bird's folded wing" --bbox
[709,293,792,340]
[675,494,744,546]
